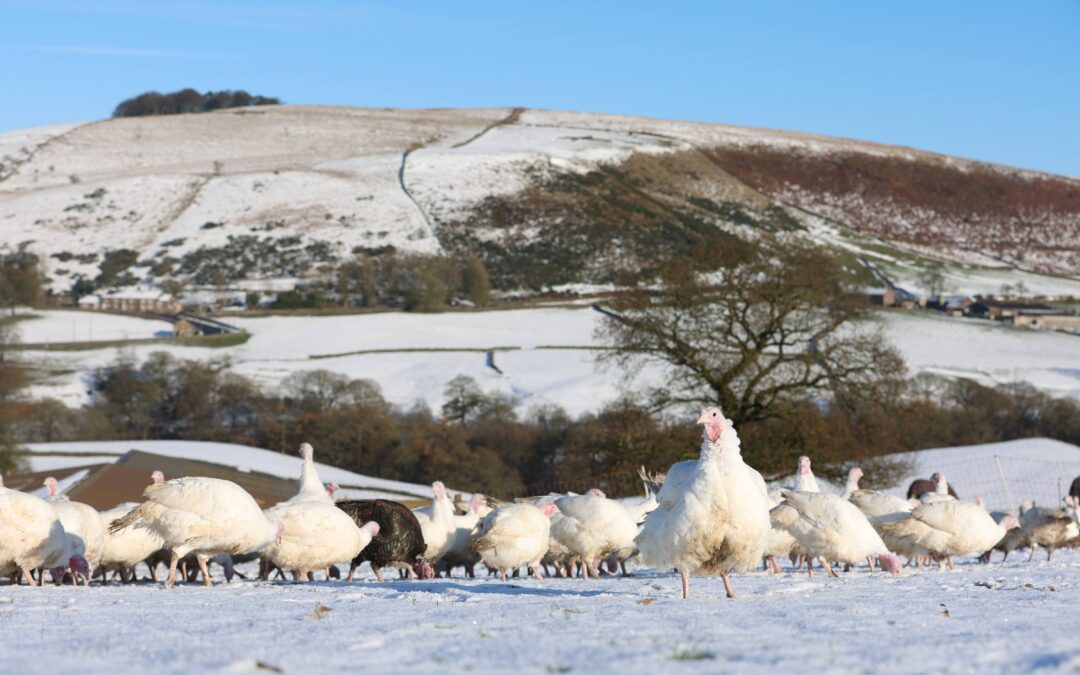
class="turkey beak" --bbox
[695,411,708,425]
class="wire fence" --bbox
[905,454,1080,513]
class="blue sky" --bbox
[1,1,1077,175]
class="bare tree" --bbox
[596,243,905,425]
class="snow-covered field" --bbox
[2,554,1078,674]
[11,310,173,344]
[15,305,1080,414]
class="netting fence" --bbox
[916,454,1080,513]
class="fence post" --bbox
[994,455,1016,513]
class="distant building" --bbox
[172,318,198,337]
[967,300,1055,321]
[868,284,920,310]
[1012,313,1080,333]
[92,287,182,314]
[76,294,103,309]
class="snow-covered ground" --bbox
[2,554,1078,674]
[10,310,174,344]
[15,305,1080,414]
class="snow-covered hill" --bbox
[2,105,1078,295]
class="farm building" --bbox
[967,299,1055,320]
[86,287,183,314]
[1012,313,1080,333]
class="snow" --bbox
[1,554,1079,673]
[879,311,1080,399]
[15,304,1080,415]
[22,440,452,502]
[4,105,1077,296]
[12,310,174,344]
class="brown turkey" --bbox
[906,474,958,500]
[336,499,432,581]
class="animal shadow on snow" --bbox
[346,579,610,599]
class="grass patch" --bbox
[13,331,250,351]
[671,647,715,662]
[0,313,42,326]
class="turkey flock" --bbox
[2,410,1079,599]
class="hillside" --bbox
[18,306,1080,416]
[2,105,1079,296]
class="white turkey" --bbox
[795,456,820,493]
[551,488,639,580]
[412,481,457,564]
[918,473,956,504]
[848,489,914,526]
[263,501,379,581]
[0,489,90,586]
[764,489,800,574]
[471,501,558,581]
[44,476,105,583]
[896,500,1020,570]
[770,490,903,577]
[110,477,284,587]
[439,493,491,577]
[841,467,863,500]
[261,446,380,581]
[99,493,166,584]
[635,407,771,599]
[603,474,661,576]
[284,443,333,505]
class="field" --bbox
[2,553,1078,674]
[13,305,1080,415]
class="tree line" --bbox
[112,89,280,118]
[6,350,1080,497]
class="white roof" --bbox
[102,287,174,301]
[22,439,461,502]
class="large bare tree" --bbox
[596,243,905,426]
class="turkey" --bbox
[551,488,639,580]
[283,443,332,505]
[895,500,1020,570]
[771,490,903,577]
[438,493,491,578]
[261,448,379,581]
[263,501,379,581]
[794,456,820,493]
[764,489,800,574]
[43,476,104,584]
[99,471,168,583]
[907,473,958,500]
[841,467,863,500]
[982,500,1032,563]
[603,475,661,576]
[918,473,956,504]
[635,407,771,599]
[471,501,558,581]
[110,477,284,587]
[336,499,431,581]
[764,455,821,573]
[0,489,90,586]
[412,481,457,565]
[1019,499,1080,562]
[848,489,914,526]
